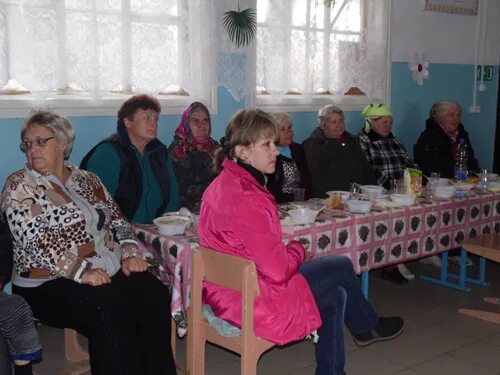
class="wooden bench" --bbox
[457,234,500,324]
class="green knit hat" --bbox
[361,104,393,133]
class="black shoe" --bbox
[380,269,408,285]
[353,316,404,347]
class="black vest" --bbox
[80,132,170,221]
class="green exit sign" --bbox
[477,65,494,81]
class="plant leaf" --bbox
[223,7,256,48]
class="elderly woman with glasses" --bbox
[1,110,176,375]
[168,102,220,212]
[302,104,377,197]
[266,112,312,203]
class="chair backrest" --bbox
[189,246,275,375]
[191,247,260,335]
[195,246,260,295]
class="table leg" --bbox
[361,271,369,299]
[420,251,471,292]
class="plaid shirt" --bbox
[358,130,412,188]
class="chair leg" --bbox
[64,328,89,363]
[191,336,206,375]
[458,308,500,324]
[241,353,258,375]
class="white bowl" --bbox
[360,185,384,198]
[346,199,372,214]
[487,181,500,189]
[434,185,456,199]
[287,208,318,225]
[487,173,498,182]
[153,215,192,236]
[390,193,416,206]
[454,182,475,191]
[438,178,451,186]
[326,191,351,203]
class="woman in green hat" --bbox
[358,103,413,189]
[358,104,415,284]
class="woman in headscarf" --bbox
[358,104,415,284]
[168,102,220,212]
[358,104,413,190]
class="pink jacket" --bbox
[198,158,321,345]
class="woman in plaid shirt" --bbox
[358,104,415,284]
[358,104,413,190]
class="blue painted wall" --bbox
[0,63,498,186]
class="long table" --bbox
[134,191,500,335]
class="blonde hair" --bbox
[214,109,278,173]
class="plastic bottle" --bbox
[454,139,468,181]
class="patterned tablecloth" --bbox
[134,192,500,336]
[133,224,198,337]
[282,192,500,273]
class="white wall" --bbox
[391,0,500,65]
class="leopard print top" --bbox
[1,165,139,286]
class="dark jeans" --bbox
[299,256,378,375]
[14,270,176,375]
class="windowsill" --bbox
[254,94,386,113]
[0,90,218,118]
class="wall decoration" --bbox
[422,0,478,16]
[408,53,429,86]
[222,6,256,48]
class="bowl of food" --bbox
[454,182,475,192]
[346,199,372,214]
[153,215,192,236]
[487,173,498,182]
[434,185,456,199]
[390,193,416,206]
[287,208,318,225]
[360,185,384,198]
[326,191,351,203]
[438,178,451,186]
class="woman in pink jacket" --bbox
[198,109,404,375]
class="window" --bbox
[255,0,390,111]
[0,0,214,117]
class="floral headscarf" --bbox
[171,102,219,160]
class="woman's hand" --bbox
[81,268,111,286]
[121,256,148,276]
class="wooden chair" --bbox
[458,234,500,323]
[188,247,275,375]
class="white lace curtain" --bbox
[256,0,389,101]
[0,0,214,100]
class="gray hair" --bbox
[429,100,461,122]
[318,105,344,126]
[271,112,292,125]
[21,110,75,159]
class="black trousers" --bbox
[14,270,176,375]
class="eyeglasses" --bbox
[20,137,55,152]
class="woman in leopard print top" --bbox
[1,110,176,375]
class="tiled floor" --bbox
[31,258,500,374]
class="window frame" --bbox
[253,0,392,112]
[0,0,217,118]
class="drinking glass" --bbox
[479,168,489,192]
[350,183,361,199]
[390,179,403,194]
[293,187,305,202]
[429,172,440,196]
